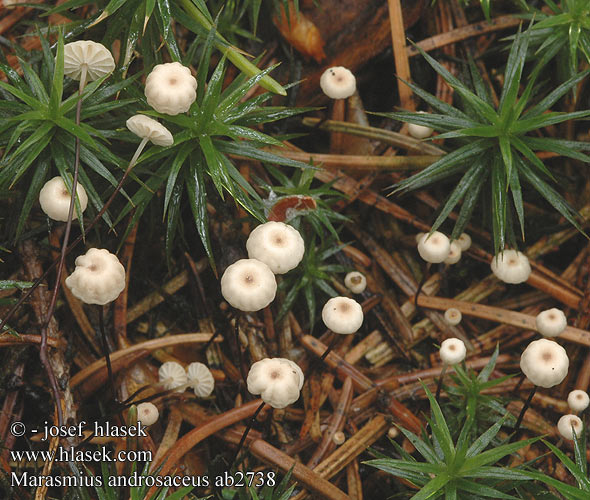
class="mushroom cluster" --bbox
[157,360,215,397]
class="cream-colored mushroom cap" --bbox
[408,113,433,140]
[136,402,159,426]
[145,62,197,115]
[490,249,531,284]
[344,271,367,294]
[246,222,305,274]
[322,296,363,335]
[387,427,399,439]
[186,362,215,398]
[520,338,569,388]
[283,359,305,390]
[126,115,173,147]
[332,431,345,445]
[444,241,462,265]
[535,308,567,338]
[220,259,277,311]
[320,66,356,99]
[158,361,188,392]
[456,233,472,251]
[63,41,115,81]
[415,232,425,245]
[417,231,451,263]
[39,176,88,222]
[557,414,583,440]
[440,338,466,365]
[247,358,304,409]
[444,308,462,326]
[65,248,125,305]
[567,390,589,413]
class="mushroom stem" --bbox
[511,374,526,395]
[230,401,265,469]
[234,315,248,385]
[414,263,431,308]
[79,64,88,93]
[329,99,345,153]
[304,333,339,383]
[435,364,448,403]
[513,386,537,438]
[98,305,117,402]
[129,136,150,170]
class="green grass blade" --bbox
[49,29,64,118]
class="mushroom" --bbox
[319,66,356,100]
[246,221,305,274]
[186,362,215,398]
[567,390,589,413]
[456,233,472,252]
[145,62,197,115]
[520,338,569,389]
[408,112,434,140]
[247,358,304,409]
[63,41,115,90]
[443,308,462,326]
[444,241,462,265]
[220,258,277,312]
[65,248,125,305]
[158,361,188,392]
[322,297,364,335]
[387,427,400,439]
[136,402,159,426]
[126,115,174,147]
[344,271,367,294]
[490,249,531,284]
[332,431,345,445]
[557,414,583,441]
[535,308,567,338]
[440,338,466,365]
[415,232,425,245]
[39,176,88,222]
[417,232,451,263]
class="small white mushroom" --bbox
[246,221,305,274]
[567,390,590,413]
[439,338,466,365]
[65,248,125,305]
[145,62,197,115]
[387,427,399,439]
[344,271,367,294]
[158,361,188,392]
[557,414,583,440]
[444,308,462,326]
[63,41,115,88]
[456,233,472,252]
[332,431,345,445]
[246,358,304,409]
[186,362,215,398]
[322,296,363,335]
[319,66,356,99]
[417,231,451,264]
[535,308,567,338]
[126,115,174,147]
[520,338,569,388]
[490,249,531,284]
[220,258,277,312]
[444,241,462,265]
[136,402,159,426]
[39,176,88,222]
[408,112,433,139]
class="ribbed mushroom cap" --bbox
[557,414,583,440]
[444,308,462,326]
[145,62,197,115]
[535,308,567,338]
[136,402,159,426]
[64,41,115,81]
[158,361,188,392]
[456,233,472,251]
[65,248,125,305]
[440,338,466,365]
[320,66,356,99]
[417,231,451,263]
[322,296,363,334]
[186,362,215,398]
[408,113,433,140]
[246,221,305,274]
[39,176,88,222]
[220,258,277,312]
[247,358,303,409]
[344,271,367,294]
[567,390,590,413]
[490,249,531,284]
[126,115,173,147]
[520,338,569,388]
[444,241,462,265]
